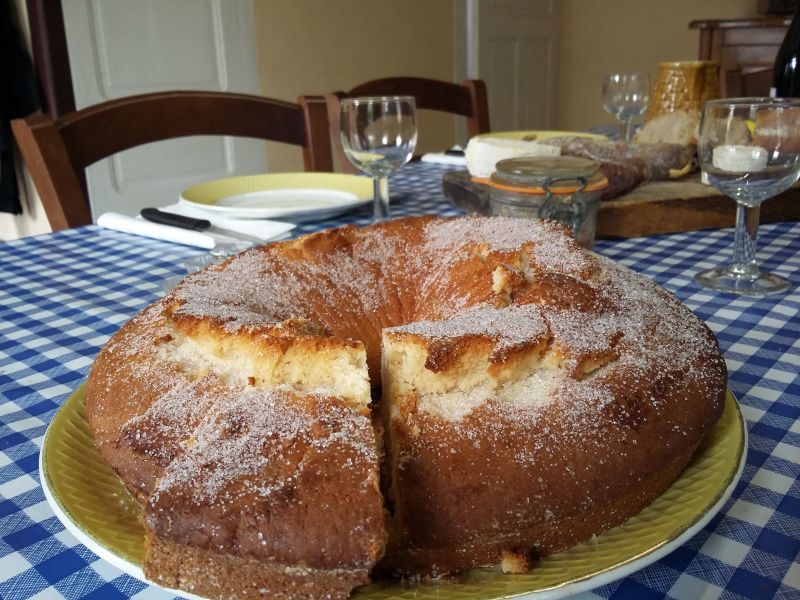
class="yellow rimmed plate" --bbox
[40,386,745,600]
[179,173,373,222]
[477,131,608,142]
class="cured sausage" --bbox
[539,136,696,199]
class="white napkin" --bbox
[96,209,295,249]
[160,202,296,240]
[420,152,467,166]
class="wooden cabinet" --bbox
[689,17,790,96]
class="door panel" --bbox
[95,3,223,90]
[62,0,265,218]
[461,0,559,132]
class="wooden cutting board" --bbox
[441,170,800,239]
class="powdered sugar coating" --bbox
[386,304,548,353]
[424,216,595,276]
[162,215,721,428]
[150,385,376,505]
[121,375,224,466]
[169,217,597,336]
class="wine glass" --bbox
[602,73,650,141]
[694,97,800,296]
[340,96,417,221]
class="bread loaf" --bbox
[633,110,699,146]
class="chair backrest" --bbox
[11,90,333,231]
[725,67,773,97]
[320,77,490,173]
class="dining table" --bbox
[0,160,798,600]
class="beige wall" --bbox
[253,0,457,172]
[557,0,762,132]
[256,0,769,166]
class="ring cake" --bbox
[85,215,726,599]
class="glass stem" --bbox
[620,118,633,141]
[373,176,390,221]
[730,202,761,277]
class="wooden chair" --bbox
[320,77,490,173]
[11,90,333,231]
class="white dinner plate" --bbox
[179,172,373,222]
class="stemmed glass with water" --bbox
[340,96,417,221]
[602,72,650,141]
[695,97,800,295]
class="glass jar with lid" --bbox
[487,156,608,249]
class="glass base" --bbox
[693,265,790,296]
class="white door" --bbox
[62,0,265,219]
[458,0,560,132]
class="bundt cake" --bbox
[85,215,726,599]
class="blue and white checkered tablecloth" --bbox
[1,161,798,600]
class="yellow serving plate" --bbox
[41,386,744,600]
[477,130,608,142]
[179,172,373,222]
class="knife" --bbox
[140,208,264,245]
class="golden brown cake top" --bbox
[162,217,598,364]
[145,385,384,569]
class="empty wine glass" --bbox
[602,72,650,141]
[340,96,417,221]
[695,97,800,295]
